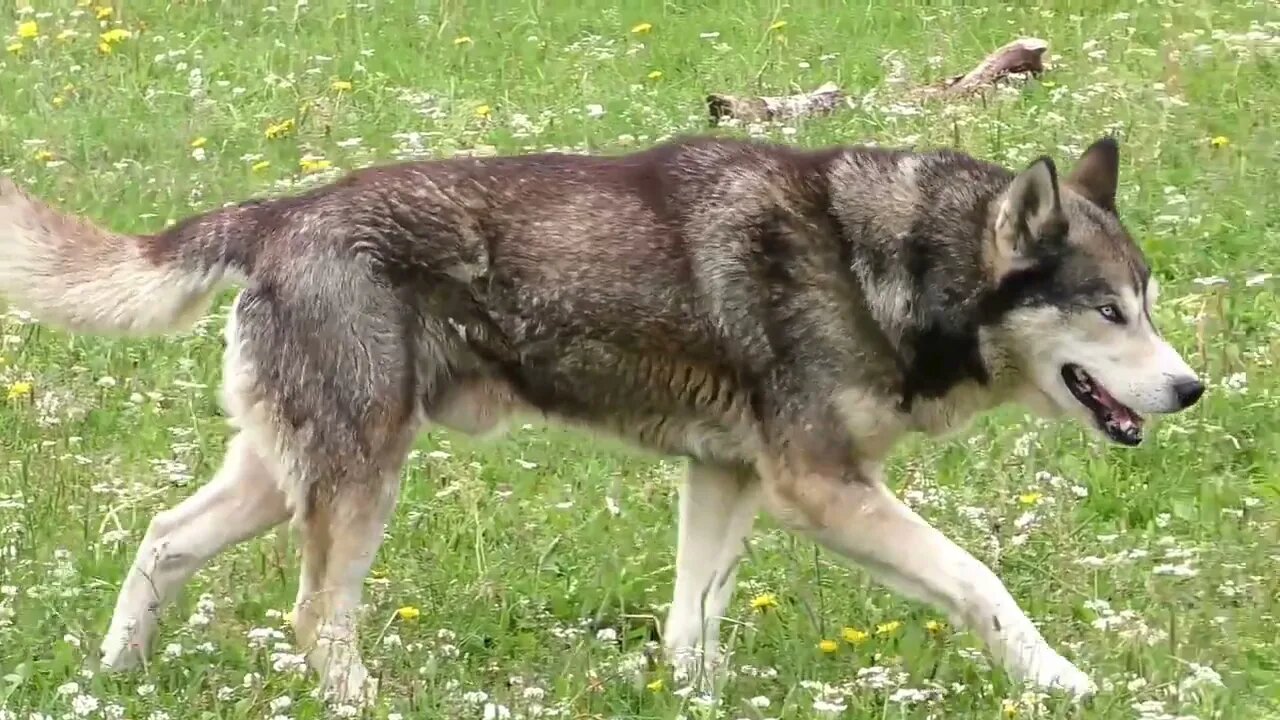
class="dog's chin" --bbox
[1076,414,1145,447]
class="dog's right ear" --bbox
[990,156,1067,279]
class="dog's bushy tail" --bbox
[0,177,257,336]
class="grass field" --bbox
[1,0,1278,718]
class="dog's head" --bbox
[983,138,1203,446]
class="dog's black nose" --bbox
[1173,378,1205,409]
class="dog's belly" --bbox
[424,354,759,467]
[584,411,757,466]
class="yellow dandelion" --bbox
[190,137,207,149]
[7,381,33,400]
[98,41,111,54]
[1001,698,1020,717]
[331,79,353,92]
[1210,135,1229,149]
[95,5,113,20]
[630,22,652,35]
[1018,491,1042,505]
[251,160,271,173]
[6,42,23,55]
[264,118,295,139]
[647,70,663,80]
[299,157,332,174]
[875,620,902,636]
[841,626,869,645]
[396,605,421,621]
[818,638,839,654]
[453,36,472,46]
[33,149,54,162]
[768,20,788,31]
[100,28,131,44]
[17,21,39,40]
[749,593,779,611]
[646,678,664,692]
[52,96,66,108]
[474,104,492,118]
[926,619,946,633]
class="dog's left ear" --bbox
[1065,136,1119,213]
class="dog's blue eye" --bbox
[1098,304,1125,324]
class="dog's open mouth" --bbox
[1061,364,1144,446]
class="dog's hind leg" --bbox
[663,462,760,682]
[99,432,291,671]
[289,436,411,709]
[225,283,425,708]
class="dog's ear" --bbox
[992,156,1066,278]
[1066,136,1119,213]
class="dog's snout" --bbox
[1172,377,1205,410]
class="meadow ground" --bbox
[1,0,1278,718]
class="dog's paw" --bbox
[1026,650,1095,700]
[319,656,378,709]
[99,622,145,673]
[666,645,730,690]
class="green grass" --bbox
[1,0,1278,717]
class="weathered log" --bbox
[912,37,1049,100]
[707,37,1049,124]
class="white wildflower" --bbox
[812,698,847,714]
[1153,562,1198,578]
[1178,663,1223,697]
[70,695,99,717]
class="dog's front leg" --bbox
[758,451,1094,698]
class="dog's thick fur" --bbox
[0,135,1203,703]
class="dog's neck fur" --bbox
[822,148,1028,431]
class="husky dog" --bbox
[0,135,1203,704]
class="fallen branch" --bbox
[706,81,850,125]
[707,37,1049,124]
[911,37,1049,99]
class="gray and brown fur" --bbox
[0,135,1202,703]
